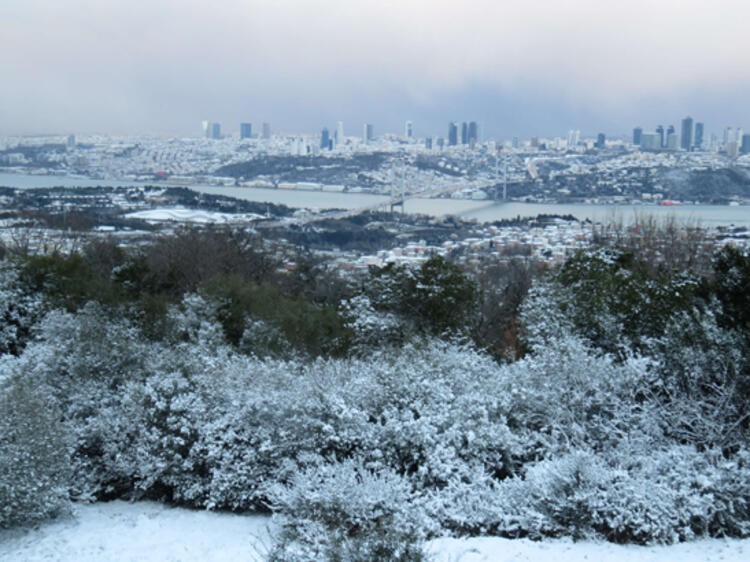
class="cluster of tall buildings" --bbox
[632,117,749,155]
[202,121,271,140]
[317,120,420,150]
[320,121,349,150]
[447,121,480,147]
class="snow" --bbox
[125,208,264,223]
[1,502,748,562]
[427,536,749,562]
[0,502,273,562]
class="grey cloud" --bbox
[1,0,748,136]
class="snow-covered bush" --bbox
[597,446,750,542]
[0,373,71,528]
[499,334,656,463]
[341,294,404,352]
[267,459,431,562]
[0,260,44,355]
[643,307,748,449]
[488,446,750,544]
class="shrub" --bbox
[267,459,431,562]
[0,374,71,528]
[491,446,750,544]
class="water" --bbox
[1,172,748,228]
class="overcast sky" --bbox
[1,0,748,139]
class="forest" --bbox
[1,221,749,561]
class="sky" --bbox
[1,0,748,139]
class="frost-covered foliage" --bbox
[4,239,750,547]
[0,372,71,528]
[490,446,750,544]
[341,294,404,351]
[0,260,44,355]
[533,247,703,357]
[267,460,430,561]
[644,306,749,449]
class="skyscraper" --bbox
[667,130,679,150]
[656,125,665,148]
[210,122,221,140]
[468,122,479,146]
[240,123,252,140]
[262,122,271,140]
[336,121,344,146]
[640,132,660,150]
[681,117,693,151]
[567,129,580,148]
[724,127,733,146]
[363,123,374,144]
[405,121,413,139]
[694,122,704,148]
[632,127,643,146]
[448,122,458,146]
[461,122,469,145]
[741,134,750,155]
[596,133,606,149]
[320,127,331,150]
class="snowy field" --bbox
[1,501,748,562]
[125,208,264,223]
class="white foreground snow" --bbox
[427,536,749,562]
[1,501,748,562]
[0,501,273,562]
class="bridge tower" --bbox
[390,165,406,213]
[495,153,509,201]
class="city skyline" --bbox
[1,1,749,138]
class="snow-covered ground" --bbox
[1,501,748,562]
[0,502,273,562]
[125,208,264,223]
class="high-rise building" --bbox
[262,122,271,140]
[724,127,734,146]
[335,121,344,146]
[448,122,458,146]
[240,123,252,140]
[468,122,479,146]
[656,125,665,148]
[681,116,693,151]
[667,131,680,150]
[405,121,413,139]
[741,134,750,155]
[210,122,221,140]
[596,133,606,149]
[694,122,704,148]
[425,137,433,150]
[66,134,76,149]
[512,137,520,149]
[640,132,660,150]
[461,122,469,145]
[320,127,331,150]
[363,123,374,144]
[567,129,580,148]
[632,127,643,146]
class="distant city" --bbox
[2,113,750,208]
[195,116,750,157]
